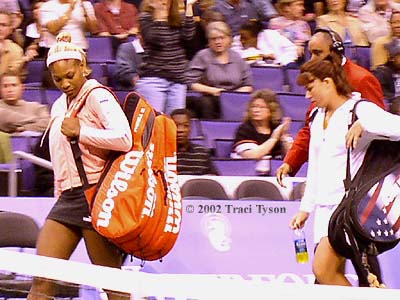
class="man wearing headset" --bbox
[277,28,385,182]
[276,28,385,287]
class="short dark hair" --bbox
[170,108,194,119]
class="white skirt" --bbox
[313,204,338,244]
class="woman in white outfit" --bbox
[290,56,400,286]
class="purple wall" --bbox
[1,197,399,288]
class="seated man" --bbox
[0,70,50,134]
[0,10,24,77]
[373,39,400,105]
[170,108,218,175]
[114,35,144,90]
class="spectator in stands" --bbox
[0,11,24,77]
[214,0,259,36]
[186,8,226,60]
[277,28,385,185]
[39,0,98,51]
[135,0,197,114]
[371,10,400,69]
[316,0,369,46]
[251,0,279,22]
[114,32,143,90]
[389,95,400,114]
[231,89,292,164]
[373,39,400,102]
[346,0,367,16]
[94,0,139,52]
[24,0,47,61]
[39,0,98,88]
[28,32,132,300]
[171,108,218,175]
[0,70,50,134]
[358,0,392,44]
[0,0,24,47]
[268,0,311,62]
[233,20,298,67]
[302,0,325,23]
[186,21,253,119]
[291,55,397,288]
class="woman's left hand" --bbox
[346,120,363,149]
[61,117,81,139]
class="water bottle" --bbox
[293,228,309,263]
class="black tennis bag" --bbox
[328,136,400,286]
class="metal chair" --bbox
[181,178,230,200]
[0,212,79,299]
[234,180,285,200]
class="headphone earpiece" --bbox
[315,27,345,56]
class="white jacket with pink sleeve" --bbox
[48,79,132,197]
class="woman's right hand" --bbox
[271,117,291,139]
[290,211,309,229]
[210,87,225,97]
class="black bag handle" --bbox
[343,99,368,191]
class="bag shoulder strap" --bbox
[343,99,368,191]
[69,85,118,189]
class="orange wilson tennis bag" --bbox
[81,91,182,261]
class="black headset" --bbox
[314,27,345,56]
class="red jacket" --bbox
[284,59,385,175]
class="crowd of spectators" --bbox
[2,0,400,190]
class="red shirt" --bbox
[284,59,385,175]
[94,1,139,35]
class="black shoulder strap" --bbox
[343,99,368,191]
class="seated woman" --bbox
[186,21,253,119]
[316,0,369,46]
[233,20,298,67]
[231,89,292,174]
[268,0,311,62]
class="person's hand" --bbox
[346,120,364,149]
[289,211,309,229]
[276,162,292,188]
[186,0,199,6]
[210,87,225,97]
[271,117,291,140]
[296,45,305,57]
[263,53,276,60]
[61,117,80,138]
[24,48,39,62]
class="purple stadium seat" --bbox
[277,92,309,121]
[43,89,62,108]
[214,138,234,158]
[212,158,258,176]
[87,36,115,63]
[199,120,241,149]
[112,89,130,104]
[270,159,308,177]
[24,59,45,87]
[251,66,285,92]
[190,118,202,139]
[88,62,107,85]
[349,46,371,70]
[219,91,250,121]
[11,135,42,191]
[286,68,305,94]
[22,88,45,104]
